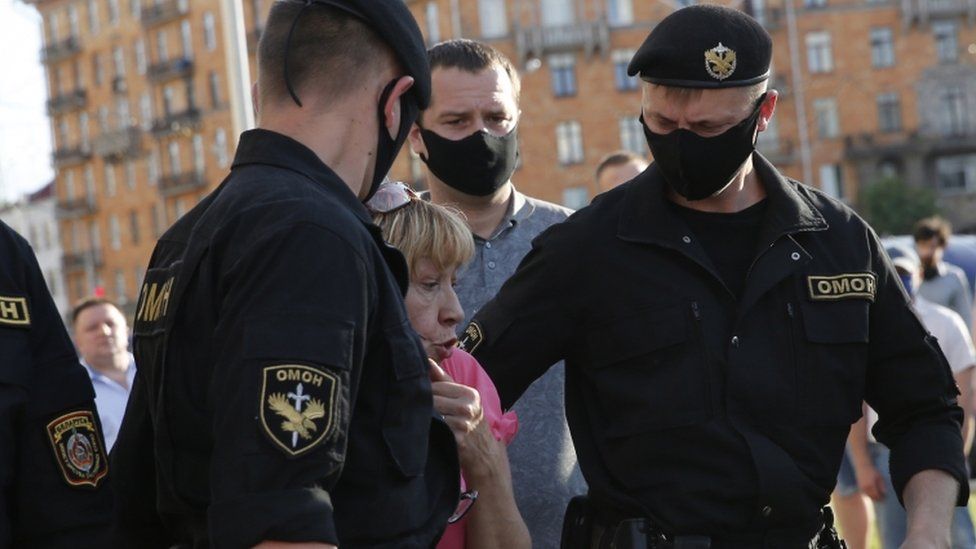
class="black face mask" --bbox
[642,94,766,201]
[419,126,519,197]
[368,79,419,201]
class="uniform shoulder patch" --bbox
[0,294,30,328]
[260,364,339,458]
[458,322,484,354]
[807,273,877,302]
[46,409,109,488]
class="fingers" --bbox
[433,393,483,423]
[429,360,454,383]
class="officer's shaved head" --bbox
[257,1,398,110]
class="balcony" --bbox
[57,197,98,220]
[158,170,206,197]
[46,89,87,115]
[94,126,143,162]
[52,145,92,168]
[42,36,81,64]
[514,19,610,63]
[758,139,798,166]
[902,0,976,24]
[151,108,201,138]
[148,57,194,83]
[63,249,104,272]
[141,0,187,28]
[844,131,976,160]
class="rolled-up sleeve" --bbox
[866,233,969,506]
[206,223,370,547]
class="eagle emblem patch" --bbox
[46,410,108,488]
[704,42,737,81]
[260,364,338,457]
[458,322,484,354]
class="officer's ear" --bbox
[381,75,415,139]
[756,90,778,133]
[408,118,427,158]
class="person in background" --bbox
[847,244,976,548]
[72,297,135,451]
[830,448,873,549]
[595,150,649,192]
[914,216,972,327]
[369,180,530,549]
[408,38,584,548]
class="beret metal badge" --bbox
[705,42,737,81]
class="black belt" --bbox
[580,507,845,549]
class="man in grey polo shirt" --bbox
[408,39,586,547]
[914,216,972,327]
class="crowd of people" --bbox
[2,0,974,548]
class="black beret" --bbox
[627,5,771,89]
[308,0,431,108]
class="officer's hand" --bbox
[854,463,886,501]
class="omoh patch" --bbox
[260,364,338,457]
[46,410,108,488]
[807,273,877,302]
[0,295,30,328]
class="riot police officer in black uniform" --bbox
[462,6,968,548]
[111,1,458,547]
[0,220,112,548]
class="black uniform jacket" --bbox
[112,129,458,548]
[468,154,968,543]
[0,221,112,548]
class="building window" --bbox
[125,160,136,190]
[130,0,140,19]
[84,166,96,200]
[935,154,976,192]
[68,4,80,37]
[114,270,127,303]
[105,164,117,197]
[804,0,827,8]
[612,49,638,91]
[65,170,76,199]
[168,140,181,174]
[129,209,140,245]
[203,12,217,51]
[425,2,440,44]
[112,46,125,77]
[108,0,119,25]
[618,117,646,155]
[116,97,130,128]
[934,22,958,63]
[140,92,152,130]
[79,112,90,148]
[209,71,221,108]
[562,187,589,209]
[163,86,174,116]
[607,0,633,26]
[818,164,843,198]
[805,32,833,73]
[870,28,894,68]
[181,20,193,57]
[88,0,99,34]
[157,29,168,62]
[478,0,507,38]
[109,215,121,250]
[876,93,901,132]
[148,150,160,183]
[152,203,164,237]
[942,86,967,137]
[175,198,187,219]
[92,54,103,86]
[193,134,205,173]
[215,128,229,168]
[549,54,577,97]
[541,0,575,26]
[135,40,146,74]
[556,121,584,165]
[813,98,839,138]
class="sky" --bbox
[0,0,53,203]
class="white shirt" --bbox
[868,296,975,440]
[82,354,136,451]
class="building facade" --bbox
[24,0,976,313]
[0,183,71,317]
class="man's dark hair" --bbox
[595,150,648,181]
[426,39,521,100]
[913,216,952,247]
[257,1,395,108]
[71,297,121,326]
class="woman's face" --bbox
[405,257,465,363]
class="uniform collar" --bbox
[618,152,828,248]
[231,128,373,226]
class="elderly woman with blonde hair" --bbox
[367,181,530,549]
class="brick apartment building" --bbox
[23,0,976,312]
